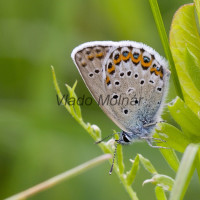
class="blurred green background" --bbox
[0,0,199,199]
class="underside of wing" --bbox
[71,41,170,133]
[71,41,111,102]
[101,43,170,132]
[72,42,124,129]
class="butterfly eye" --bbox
[143,56,150,63]
[122,51,129,57]
[133,53,139,59]
[122,133,130,143]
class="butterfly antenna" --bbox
[95,133,117,144]
[109,141,118,175]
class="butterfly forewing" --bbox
[72,43,110,100]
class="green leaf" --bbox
[170,3,200,115]
[154,132,180,171]
[170,4,200,63]
[115,134,124,174]
[168,97,200,139]
[169,144,199,200]
[138,154,157,175]
[51,66,71,114]
[155,186,167,200]
[126,155,140,185]
[65,84,76,116]
[144,174,174,191]
[184,48,200,91]
[156,123,190,153]
[65,82,82,119]
[154,174,174,191]
[159,148,179,172]
[71,81,82,119]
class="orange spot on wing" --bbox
[122,52,131,61]
[113,55,122,65]
[150,68,163,78]
[155,71,163,78]
[131,53,142,64]
[88,55,94,60]
[106,76,111,84]
[96,52,103,58]
[141,59,152,68]
[107,65,115,74]
[81,62,86,67]
[150,67,156,73]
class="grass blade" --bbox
[148,0,183,99]
[169,144,199,200]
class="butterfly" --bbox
[71,41,170,173]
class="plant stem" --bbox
[5,154,112,200]
[51,66,139,199]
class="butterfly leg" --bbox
[140,136,166,143]
[145,138,169,149]
[143,120,166,128]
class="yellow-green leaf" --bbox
[155,186,167,200]
[156,122,190,153]
[126,155,140,185]
[168,97,200,139]
[170,3,200,115]
[138,154,157,175]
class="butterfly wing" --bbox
[71,41,170,133]
[102,41,170,133]
[71,41,124,129]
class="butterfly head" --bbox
[118,131,142,145]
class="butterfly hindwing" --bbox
[102,45,170,132]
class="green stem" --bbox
[51,66,88,131]
[5,154,112,200]
[169,144,199,200]
[149,0,184,100]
